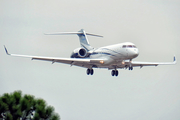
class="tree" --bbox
[0,91,60,120]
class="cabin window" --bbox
[122,45,126,48]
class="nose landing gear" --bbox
[129,67,133,70]
[111,70,118,76]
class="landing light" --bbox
[100,60,104,64]
[122,61,125,64]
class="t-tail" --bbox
[77,29,93,51]
[45,29,103,51]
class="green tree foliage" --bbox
[0,91,60,120]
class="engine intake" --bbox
[71,48,88,58]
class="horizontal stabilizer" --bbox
[45,29,102,51]
[44,32,103,37]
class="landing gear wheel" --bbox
[111,70,118,76]
[87,68,94,75]
[87,69,90,75]
[111,70,115,76]
[115,70,118,76]
[129,67,133,70]
[90,69,94,75]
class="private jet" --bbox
[4,29,176,76]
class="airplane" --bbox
[4,29,176,76]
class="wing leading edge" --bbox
[4,46,104,67]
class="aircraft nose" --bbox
[132,48,139,58]
[127,48,139,58]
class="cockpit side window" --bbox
[132,45,137,48]
[122,45,126,48]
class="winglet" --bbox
[4,45,10,55]
[173,55,177,64]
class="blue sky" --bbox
[1,0,180,120]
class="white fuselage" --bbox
[89,42,139,66]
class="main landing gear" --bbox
[87,68,94,75]
[86,67,133,76]
[111,70,118,76]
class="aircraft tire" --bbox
[91,69,94,75]
[115,70,118,76]
[129,67,133,70]
[111,70,115,76]
[87,69,90,75]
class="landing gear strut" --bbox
[111,70,118,76]
[87,68,94,75]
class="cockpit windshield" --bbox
[127,45,132,48]
[122,45,137,48]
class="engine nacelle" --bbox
[70,48,88,58]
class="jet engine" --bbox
[70,48,88,58]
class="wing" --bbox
[4,46,104,68]
[125,56,176,68]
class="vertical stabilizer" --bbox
[77,29,94,51]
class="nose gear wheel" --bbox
[129,67,133,70]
